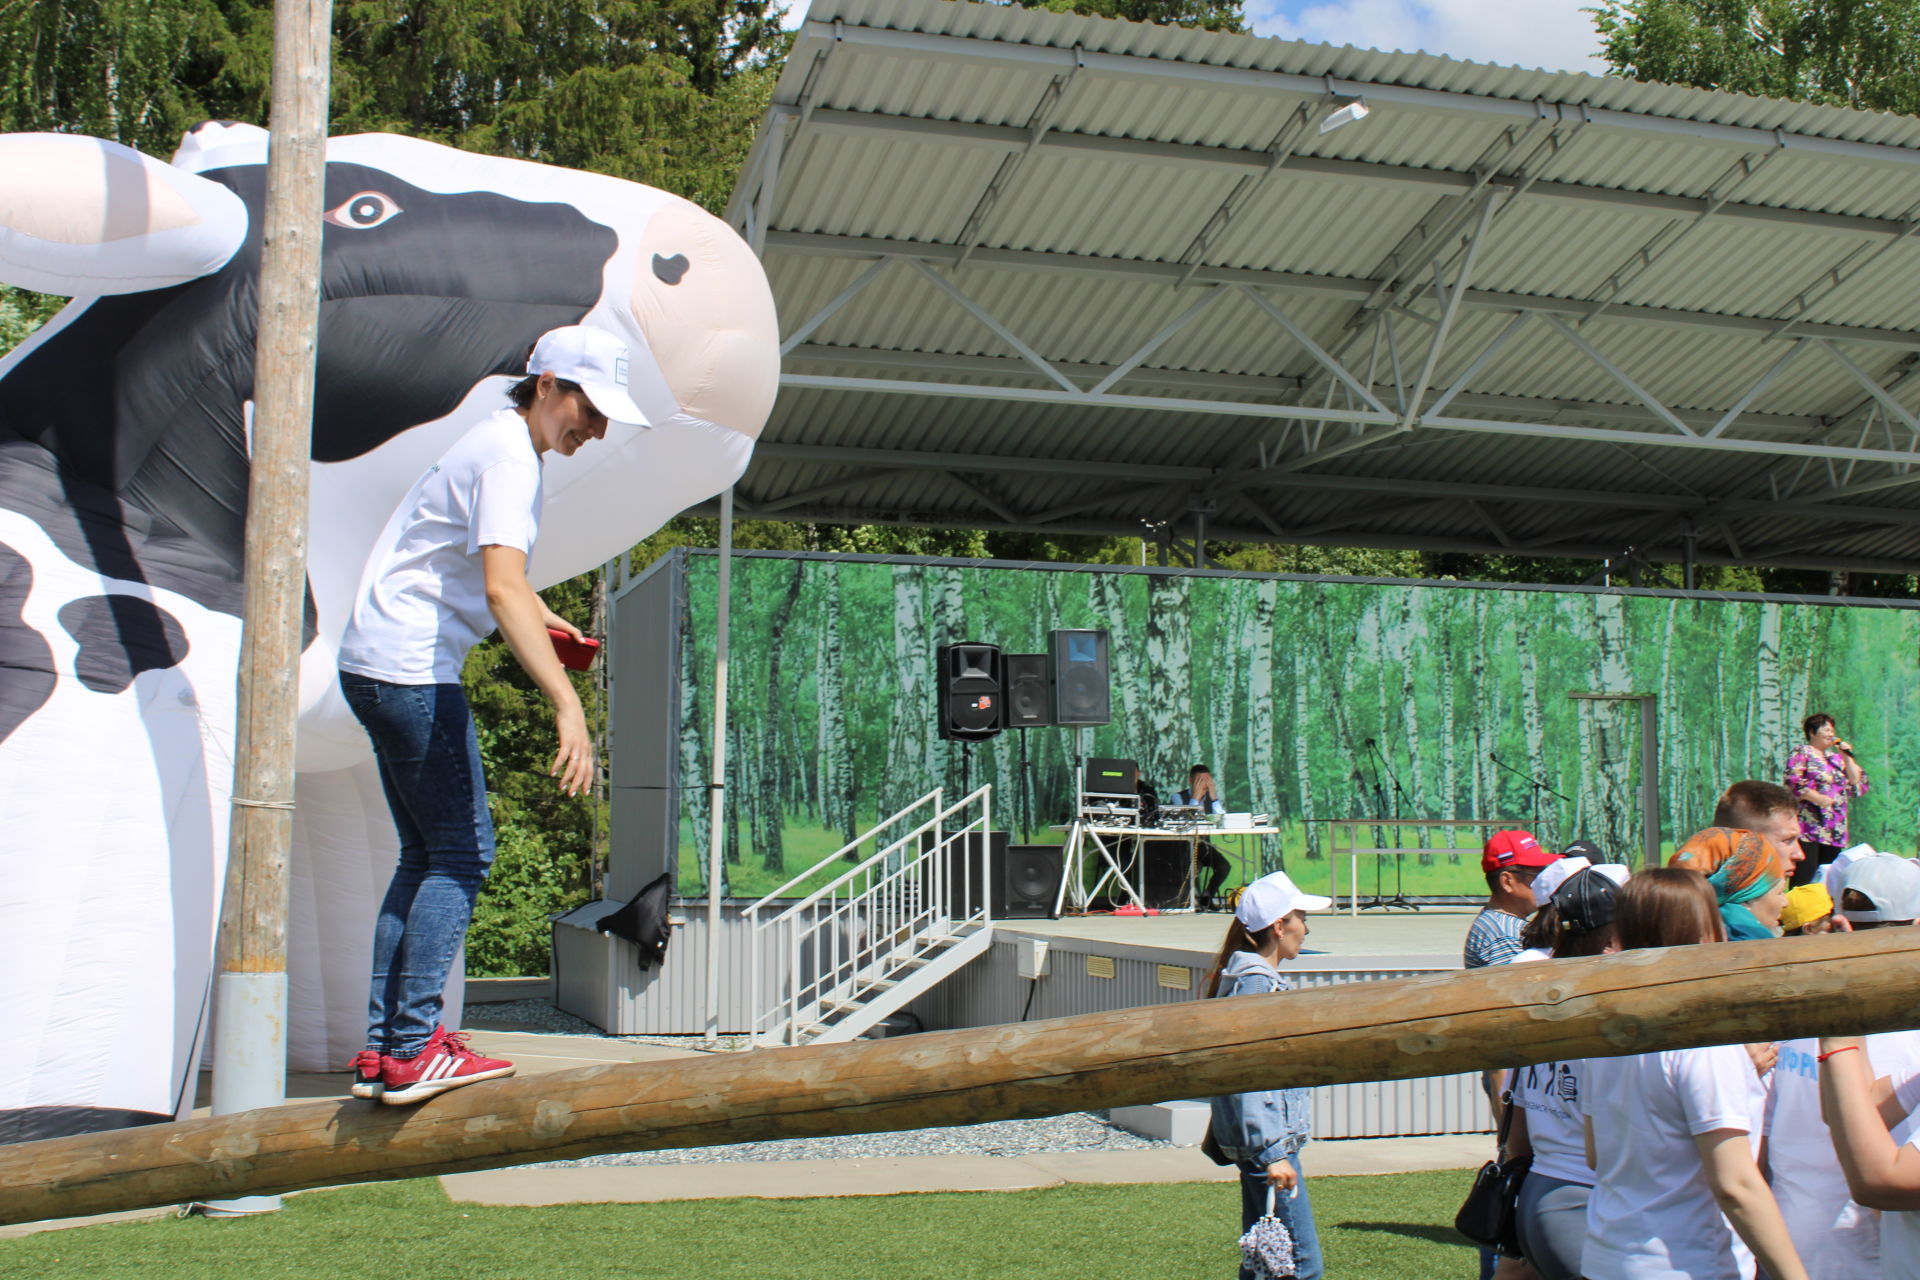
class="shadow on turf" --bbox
[1335,1221,1474,1248]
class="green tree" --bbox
[1592,0,1920,112]
[996,0,1245,33]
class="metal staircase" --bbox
[744,786,996,1045]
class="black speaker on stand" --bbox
[1004,653,1049,838]
[937,642,1004,741]
[1049,629,1111,725]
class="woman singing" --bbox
[1785,714,1869,888]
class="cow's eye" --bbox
[324,191,403,230]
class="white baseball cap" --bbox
[1236,871,1332,931]
[1531,856,1590,907]
[1838,853,1920,923]
[528,324,649,427]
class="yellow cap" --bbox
[1779,883,1834,933]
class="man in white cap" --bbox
[1207,870,1332,1280]
[337,324,645,1104]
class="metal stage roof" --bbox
[723,0,1920,575]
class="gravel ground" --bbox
[470,998,1176,1168]
[535,1113,1170,1169]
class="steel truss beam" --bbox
[766,231,1920,351]
[780,104,1920,242]
[782,341,1823,436]
[777,371,1920,466]
[748,443,1920,531]
[701,487,1920,578]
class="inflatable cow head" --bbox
[0,125,778,1141]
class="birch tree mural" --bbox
[1144,574,1192,793]
[661,551,1919,899]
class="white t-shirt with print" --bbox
[339,409,542,684]
[1582,1043,1768,1280]
[1504,950,1591,1186]
[1767,1032,1920,1280]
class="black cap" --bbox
[1561,838,1604,860]
[1551,867,1621,935]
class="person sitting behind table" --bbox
[1172,763,1233,907]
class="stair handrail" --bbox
[746,788,944,912]
[746,784,993,1045]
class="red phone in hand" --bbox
[547,628,601,672]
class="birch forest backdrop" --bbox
[667,551,1920,899]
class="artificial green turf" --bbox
[0,1170,1477,1279]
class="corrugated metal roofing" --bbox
[727,0,1920,574]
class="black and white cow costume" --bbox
[0,123,778,1141]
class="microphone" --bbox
[1364,738,1376,748]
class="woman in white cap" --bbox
[1206,870,1332,1280]
[336,324,643,1105]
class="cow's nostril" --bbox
[652,253,690,285]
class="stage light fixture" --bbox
[1318,99,1370,134]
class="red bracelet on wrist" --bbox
[1818,1046,1861,1063]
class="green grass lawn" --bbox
[2,1170,1476,1279]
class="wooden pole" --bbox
[5,930,1917,1225]
[206,0,333,1215]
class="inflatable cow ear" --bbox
[0,133,247,296]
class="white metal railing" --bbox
[746,785,992,1045]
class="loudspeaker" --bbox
[937,642,1003,740]
[939,833,1060,919]
[1140,840,1193,910]
[1003,653,1051,727]
[1049,628,1111,725]
[997,845,1063,918]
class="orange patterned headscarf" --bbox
[1671,827,1786,939]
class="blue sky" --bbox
[783,1,1610,74]
[1245,0,1608,72]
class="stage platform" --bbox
[903,906,1492,1142]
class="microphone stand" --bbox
[1487,752,1574,844]
[1357,743,1392,910]
[1364,739,1418,911]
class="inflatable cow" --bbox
[0,124,779,1141]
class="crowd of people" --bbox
[1203,722,1919,1280]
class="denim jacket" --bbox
[1208,950,1313,1166]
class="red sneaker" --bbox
[379,1026,514,1105]
[349,1049,386,1100]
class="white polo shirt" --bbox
[339,409,542,684]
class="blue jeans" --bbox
[1238,1154,1322,1280]
[339,672,495,1058]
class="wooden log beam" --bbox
[4,930,1917,1225]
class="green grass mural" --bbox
[665,552,1920,900]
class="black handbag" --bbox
[1454,1092,1532,1256]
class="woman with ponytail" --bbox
[1207,871,1331,1280]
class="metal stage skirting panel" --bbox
[906,917,1493,1140]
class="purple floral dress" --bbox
[1785,745,1869,847]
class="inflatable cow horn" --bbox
[0,126,779,1142]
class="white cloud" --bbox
[1247,0,1609,74]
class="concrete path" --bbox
[440,1134,1490,1207]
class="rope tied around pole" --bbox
[230,797,297,812]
